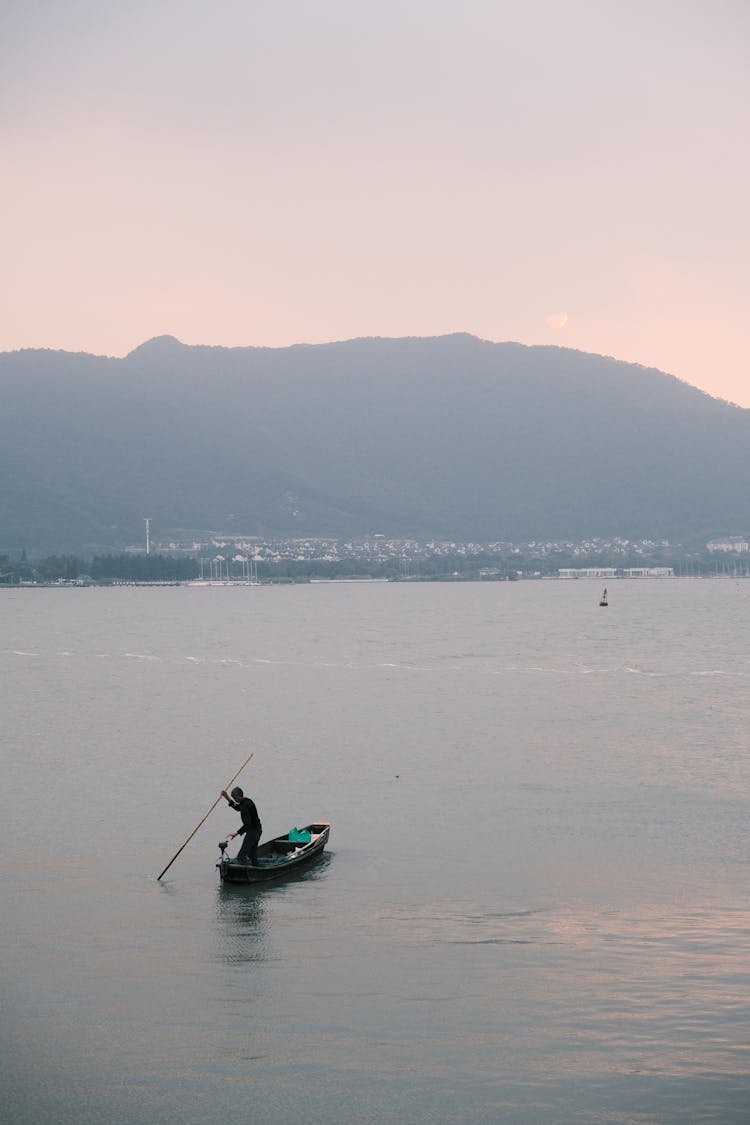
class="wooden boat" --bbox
[217,821,331,883]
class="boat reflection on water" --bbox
[214,884,269,964]
[213,852,333,966]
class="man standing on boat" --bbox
[221,786,262,865]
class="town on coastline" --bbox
[2,534,749,586]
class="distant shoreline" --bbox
[4,573,747,590]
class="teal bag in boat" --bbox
[288,827,311,843]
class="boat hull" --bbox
[217,822,330,883]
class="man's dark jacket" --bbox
[229,795,261,836]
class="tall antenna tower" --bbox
[144,518,151,556]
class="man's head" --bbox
[230,787,244,799]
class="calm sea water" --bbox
[1,580,749,1124]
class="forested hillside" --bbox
[1,334,747,553]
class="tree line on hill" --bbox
[1,547,746,584]
[0,554,199,583]
[1,552,516,583]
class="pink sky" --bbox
[3,1,749,403]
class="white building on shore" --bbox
[706,537,749,553]
[558,567,674,578]
[558,568,618,579]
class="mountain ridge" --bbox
[1,334,747,553]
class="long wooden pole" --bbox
[157,752,254,880]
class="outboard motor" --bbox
[216,839,231,881]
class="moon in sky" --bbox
[545,312,569,329]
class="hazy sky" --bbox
[3,1,749,403]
